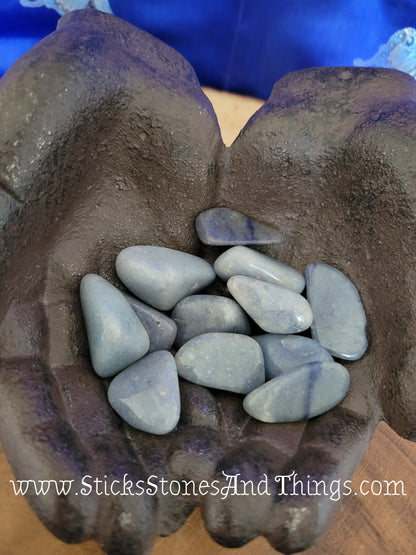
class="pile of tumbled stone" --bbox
[80,207,367,435]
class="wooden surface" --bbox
[1,88,416,555]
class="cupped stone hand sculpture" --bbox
[1,9,416,555]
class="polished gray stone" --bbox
[80,274,150,377]
[171,294,251,347]
[108,351,180,435]
[254,334,333,379]
[243,361,350,422]
[305,263,368,360]
[214,246,305,293]
[175,332,265,394]
[195,207,284,246]
[227,275,313,334]
[124,293,177,352]
[116,245,216,311]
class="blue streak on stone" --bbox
[303,362,322,420]
[254,334,333,379]
[353,27,416,79]
[175,332,265,394]
[116,245,216,311]
[215,246,305,293]
[80,274,150,377]
[195,207,284,246]
[19,0,113,16]
[124,293,177,352]
[243,361,350,423]
[305,263,368,360]
[107,351,180,435]
[246,214,255,240]
[227,275,313,334]
[171,294,250,347]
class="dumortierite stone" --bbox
[227,275,313,334]
[175,332,265,394]
[107,351,180,435]
[171,294,250,347]
[305,263,368,360]
[243,361,350,422]
[124,293,177,352]
[195,207,284,245]
[80,274,150,377]
[254,334,333,379]
[116,246,216,311]
[215,246,305,293]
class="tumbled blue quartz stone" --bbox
[254,334,333,379]
[175,332,265,394]
[227,275,313,334]
[215,246,305,293]
[305,263,368,360]
[80,274,150,377]
[116,245,216,311]
[107,351,180,435]
[195,207,284,246]
[243,361,350,423]
[124,293,177,352]
[171,294,251,347]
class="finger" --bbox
[0,357,96,543]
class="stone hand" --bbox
[1,10,416,554]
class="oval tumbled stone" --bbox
[254,334,333,379]
[80,274,150,377]
[116,246,216,311]
[243,361,350,423]
[215,246,305,293]
[171,294,250,347]
[305,263,368,360]
[195,207,284,246]
[175,332,265,394]
[124,293,177,352]
[227,275,313,334]
[108,351,180,435]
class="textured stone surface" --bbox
[107,351,180,435]
[171,294,250,347]
[243,361,350,422]
[175,332,265,393]
[306,263,368,360]
[124,293,177,352]
[80,274,150,377]
[254,334,333,379]
[195,207,284,245]
[116,245,216,311]
[228,275,313,334]
[215,246,305,293]
[1,9,416,555]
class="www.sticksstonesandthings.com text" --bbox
[9,471,407,502]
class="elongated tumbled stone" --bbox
[254,334,333,379]
[116,246,216,311]
[305,263,368,360]
[175,332,265,394]
[171,294,250,347]
[108,351,180,435]
[124,293,177,352]
[195,207,284,246]
[228,275,313,334]
[215,246,305,293]
[80,274,150,377]
[243,361,350,422]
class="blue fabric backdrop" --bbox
[1,1,416,99]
